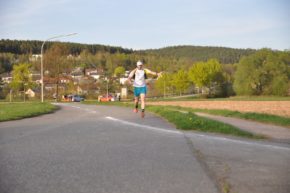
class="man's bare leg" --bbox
[134,96,139,113]
[140,94,145,118]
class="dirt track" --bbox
[147,101,290,117]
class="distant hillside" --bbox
[142,45,256,64]
[0,39,133,55]
[1,39,257,64]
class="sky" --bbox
[0,0,289,50]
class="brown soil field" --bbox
[147,101,290,117]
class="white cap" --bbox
[136,60,143,66]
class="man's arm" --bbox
[127,68,137,83]
[145,68,162,77]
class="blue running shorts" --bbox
[134,86,147,97]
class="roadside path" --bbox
[195,112,290,143]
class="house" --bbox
[59,77,71,84]
[118,71,130,85]
[29,54,42,62]
[30,72,41,84]
[25,88,36,97]
[85,68,97,76]
[44,83,55,91]
[85,68,104,80]
[1,73,12,84]
[89,72,100,80]
[120,77,128,85]
[43,77,69,92]
[67,54,81,60]
[44,83,66,91]
[71,67,84,80]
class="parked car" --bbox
[72,95,84,102]
[98,94,115,102]
[63,94,84,102]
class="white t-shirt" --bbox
[133,69,146,87]
[129,68,155,87]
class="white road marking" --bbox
[105,116,182,135]
[105,116,290,151]
[52,104,290,151]
[53,103,99,114]
[186,133,290,151]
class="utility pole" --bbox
[41,33,77,102]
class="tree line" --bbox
[154,49,290,97]
[0,39,259,75]
[0,39,133,55]
[143,45,257,64]
[0,39,289,99]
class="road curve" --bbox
[0,103,289,193]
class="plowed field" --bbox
[147,101,290,117]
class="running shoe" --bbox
[141,111,145,118]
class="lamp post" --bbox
[41,33,77,102]
[104,77,109,99]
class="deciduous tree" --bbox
[171,69,190,95]
[10,63,34,93]
[233,49,289,96]
[188,59,223,94]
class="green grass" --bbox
[83,100,290,127]
[190,108,290,127]
[0,102,58,122]
[147,106,264,139]
[154,105,290,127]
[85,100,264,139]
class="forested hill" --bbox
[142,45,256,64]
[1,39,257,64]
[0,39,133,55]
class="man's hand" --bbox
[126,78,132,84]
[157,72,163,79]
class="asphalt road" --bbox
[0,103,289,193]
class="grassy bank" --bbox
[189,108,290,127]
[83,100,264,139]
[157,105,290,127]
[147,106,264,139]
[0,102,58,122]
[85,100,290,127]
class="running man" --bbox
[127,60,161,118]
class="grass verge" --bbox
[83,101,264,139]
[84,100,289,127]
[147,104,290,127]
[189,108,290,127]
[0,102,58,122]
[147,106,264,139]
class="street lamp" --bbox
[41,33,77,102]
[104,76,109,99]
